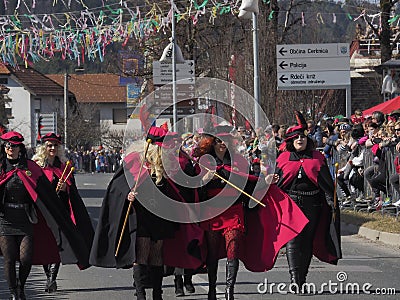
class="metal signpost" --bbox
[276,43,351,116]
[152,60,196,118]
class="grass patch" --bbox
[341,210,400,234]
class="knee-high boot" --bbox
[48,263,60,293]
[225,259,239,300]
[133,264,147,300]
[43,265,51,292]
[149,265,164,300]
[286,239,303,290]
[207,262,218,300]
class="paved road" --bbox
[0,173,399,299]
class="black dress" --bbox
[0,159,34,236]
[134,175,179,241]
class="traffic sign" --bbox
[153,76,195,85]
[155,84,195,92]
[154,90,196,100]
[277,71,350,89]
[276,43,350,90]
[152,106,196,116]
[153,60,196,85]
[277,57,349,72]
[277,43,349,58]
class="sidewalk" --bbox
[341,221,400,247]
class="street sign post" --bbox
[152,60,196,118]
[276,43,350,90]
[276,43,351,116]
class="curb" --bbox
[341,222,400,247]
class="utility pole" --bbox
[64,72,68,149]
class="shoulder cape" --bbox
[0,160,91,268]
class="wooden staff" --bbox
[182,150,266,208]
[56,162,71,193]
[333,162,339,222]
[115,139,152,257]
[59,161,70,181]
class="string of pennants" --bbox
[0,0,391,67]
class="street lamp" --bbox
[64,73,69,149]
[159,0,185,126]
[239,0,260,128]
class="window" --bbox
[113,108,127,124]
[34,98,41,112]
[5,108,12,119]
[0,78,8,84]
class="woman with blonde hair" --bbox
[90,126,200,300]
[32,133,94,293]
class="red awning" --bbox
[362,96,400,117]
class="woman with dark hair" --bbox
[371,111,385,127]
[275,112,342,292]
[198,125,308,300]
[32,133,94,293]
[0,131,92,299]
[0,132,33,299]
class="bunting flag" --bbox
[0,0,388,66]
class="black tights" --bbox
[0,235,33,289]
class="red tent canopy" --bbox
[363,96,400,117]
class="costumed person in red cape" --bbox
[90,126,204,300]
[0,132,91,300]
[32,133,94,293]
[275,111,342,292]
[195,125,309,300]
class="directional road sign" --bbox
[153,76,195,85]
[277,71,350,88]
[276,43,350,90]
[152,106,196,116]
[277,57,350,72]
[153,60,195,85]
[155,84,195,92]
[277,43,349,59]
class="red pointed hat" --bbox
[285,111,307,141]
[1,131,24,145]
[147,126,168,145]
[41,132,62,144]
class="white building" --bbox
[0,64,69,147]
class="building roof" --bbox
[47,74,127,103]
[0,64,64,96]
[0,64,10,75]
[374,59,400,73]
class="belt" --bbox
[286,190,320,196]
[4,203,29,209]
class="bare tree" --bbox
[58,102,103,150]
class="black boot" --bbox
[184,274,195,294]
[225,259,239,300]
[133,264,147,300]
[174,275,184,297]
[43,264,51,292]
[149,265,164,300]
[47,263,60,293]
[207,262,218,300]
[289,269,303,292]
[9,287,17,300]
[17,284,26,300]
